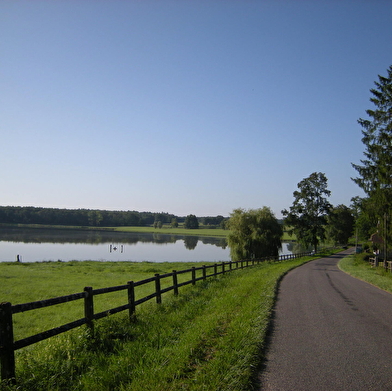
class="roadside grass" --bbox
[0,254,327,391]
[339,253,392,293]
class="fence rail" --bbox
[0,252,312,383]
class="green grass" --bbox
[0,254,329,390]
[113,225,228,237]
[339,253,392,293]
[0,261,216,341]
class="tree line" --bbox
[228,65,392,261]
[0,206,177,227]
[0,206,228,229]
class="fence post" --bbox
[202,266,207,280]
[0,302,16,383]
[127,281,136,321]
[214,264,218,277]
[222,262,225,274]
[84,287,94,331]
[192,267,196,285]
[155,274,162,304]
[229,261,232,271]
[173,270,179,295]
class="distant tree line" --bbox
[0,206,177,227]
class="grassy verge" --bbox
[0,254,328,391]
[339,253,392,293]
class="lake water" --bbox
[0,228,292,263]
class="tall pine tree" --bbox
[352,65,392,246]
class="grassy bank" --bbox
[339,253,392,293]
[0,253,329,391]
[113,225,228,237]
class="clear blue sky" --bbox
[1,1,391,218]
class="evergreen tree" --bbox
[352,65,392,246]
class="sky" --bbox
[1,1,392,218]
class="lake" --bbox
[0,227,293,263]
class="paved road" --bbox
[259,249,392,390]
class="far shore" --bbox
[0,223,295,241]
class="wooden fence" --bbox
[0,251,311,383]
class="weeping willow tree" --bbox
[227,207,283,261]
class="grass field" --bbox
[0,253,331,390]
[113,225,229,237]
[0,260,216,341]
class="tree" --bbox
[326,205,354,246]
[171,218,178,228]
[351,65,392,247]
[227,207,282,261]
[184,214,199,229]
[282,172,331,253]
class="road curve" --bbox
[259,249,392,390]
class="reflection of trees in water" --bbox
[286,241,312,253]
[184,236,198,250]
[151,233,177,244]
[200,237,227,249]
[0,228,228,249]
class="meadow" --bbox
[0,254,324,390]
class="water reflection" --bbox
[0,228,227,249]
[0,227,230,263]
[0,228,292,263]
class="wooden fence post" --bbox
[127,281,136,321]
[192,267,196,285]
[84,287,94,331]
[222,262,225,274]
[214,264,218,277]
[155,274,162,304]
[0,302,16,383]
[229,261,232,271]
[202,266,207,280]
[173,270,179,295]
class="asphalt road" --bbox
[259,249,392,390]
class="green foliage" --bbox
[326,204,355,245]
[351,65,392,245]
[0,206,177,227]
[282,172,331,252]
[184,214,199,229]
[227,207,282,261]
[170,218,178,228]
